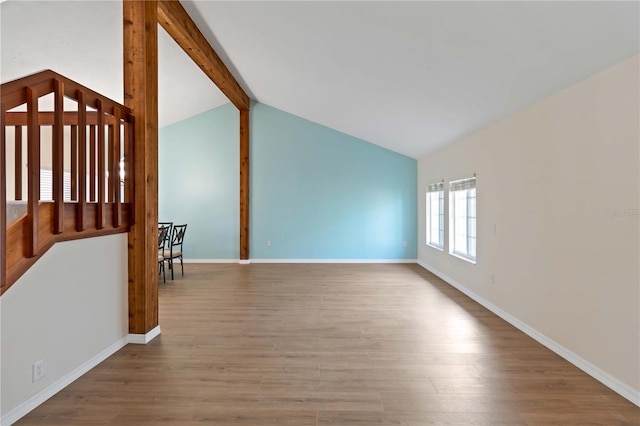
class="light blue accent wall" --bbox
[251,103,417,259]
[159,103,239,259]
[159,102,417,260]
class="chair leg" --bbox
[180,255,184,276]
[170,258,174,280]
[159,261,165,283]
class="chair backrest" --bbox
[158,222,172,250]
[170,224,187,250]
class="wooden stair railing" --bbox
[1,70,135,295]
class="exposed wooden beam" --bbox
[239,108,250,260]
[157,0,252,261]
[124,0,159,336]
[157,0,250,110]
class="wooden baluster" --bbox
[77,91,87,231]
[108,121,114,207]
[14,126,22,200]
[1,103,7,289]
[70,125,77,201]
[52,79,64,234]
[26,87,40,258]
[96,100,105,229]
[124,116,134,208]
[89,125,96,202]
[112,107,121,228]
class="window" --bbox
[449,177,476,263]
[426,181,444,250]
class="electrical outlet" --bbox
[491,224,497,235]
[33,359,46,382]
[490,273,495,285]
[403,240,408,247]
[266,240,271,247]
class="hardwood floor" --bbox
[17,264,640,425]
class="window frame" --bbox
[425,181,444,251]
[448,177,476,264]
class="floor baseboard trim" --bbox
[417,260,640,407]
[183,259,418,265]
[1,336,129,426]
[127,326,161,345]
[251,258,417,264]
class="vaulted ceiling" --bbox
[1,1,638,159]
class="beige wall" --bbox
[0,234,129,419]
[418,56,639,397]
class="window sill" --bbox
[427,243,444,251]
[449,251,476,264]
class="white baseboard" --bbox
[183,259,418,265]
[1,336,129,426]
[251,258,417,264]
[417,260,640,407]
[127,325,161,345]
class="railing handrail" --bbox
[1,70,135,294]
[2,70,132,119]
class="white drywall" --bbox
[0,234,128,419]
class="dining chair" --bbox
[158,222,173,243]
[157,224,171,283]
[163,224,187,280]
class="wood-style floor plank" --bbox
[16,264,640,425]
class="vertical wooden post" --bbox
[14,126,22,200]
[240,108,250,260]
[124,0,159,336]
[53,79,64,234]
[26,87,40,258]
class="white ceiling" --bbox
[2,1,639,159]
[0,0,227,127]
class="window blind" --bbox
[427,181,444,193]
[40,169,72,201]
[449,177,476,192]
